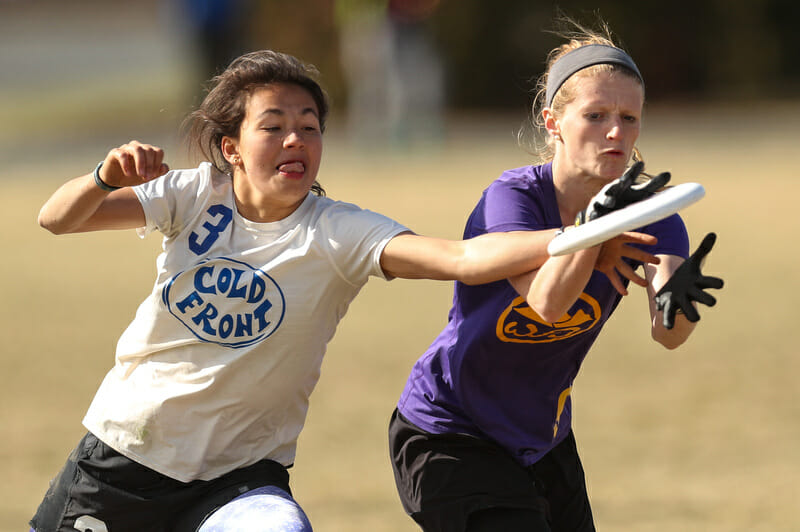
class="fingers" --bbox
[620,161,644,187]
[595,232,659,294]
[689,288,717,307]
[605,270,629,296]
[617,230,658,247]
[655,293,677,329]
[661,301,677,329]
[681,299,701,323]
[617,244,660,267]
[104,141,167,187]
[690,232,717,263]
[616,259,648,288]
[697,274,724,291]
[596,254,649,295]
[642,171,671,193]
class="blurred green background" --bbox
[2,1,799,531]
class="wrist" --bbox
[93,161,122,192]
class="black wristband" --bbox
[93,161,121,192]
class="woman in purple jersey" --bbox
[389,19,723,532]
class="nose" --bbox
[606,120,622,140]
[283,129,305,148]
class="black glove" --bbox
[654,232,724,329]
[575,161,671,224]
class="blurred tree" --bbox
[336,0,444,145]
[249,0,345,105]
[245,0,799,111]
[764,0,800,95]
[177,0,255,80]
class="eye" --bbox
[585,112,604,121]
[302,119,321,133]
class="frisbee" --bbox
[547,182,705,256]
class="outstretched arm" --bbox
[647,232,724,348]
[379,229,558,285]
[644,254,697,349]
[38,141,168,234]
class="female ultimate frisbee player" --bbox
[30,50,659,532]
[388,19,724,532]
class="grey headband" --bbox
[545,44,643,107]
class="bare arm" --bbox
[38,141,168,234]
[379,229,558,285]
[644,254,698,349]
[508,232,661,323]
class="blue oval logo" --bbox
[162,257,285,348]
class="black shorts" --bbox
[30,432,292,532]
[388,409,595,532]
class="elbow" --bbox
[529,299,568,324]
[656,338,684,351]
[537,308,567,324]
[651,329,688,350]
[38,210,70,235]
[459,275,485,286]
[651,314,696,350]
[38,214,59,235]
[524,285,572,323]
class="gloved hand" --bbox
[575,161,671,225]
[654,232,724,329]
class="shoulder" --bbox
[310,195,399,224]
[304,195,408,242]
[486,163,553,197]
[136,162,225,199]
[133,163,232,238]
[468,162,557,233]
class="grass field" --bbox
[1,103,798,531]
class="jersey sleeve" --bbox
[638,213,690,259]
[133,165,210,239]
[466,175,552,239]
[317,202,409,286]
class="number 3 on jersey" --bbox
[189,204,233,255]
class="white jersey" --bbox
[83,163,408,482]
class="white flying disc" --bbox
[547,182,705,256]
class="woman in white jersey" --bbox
[388,20,724,532]
[30,50,661,532]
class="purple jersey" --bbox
[397,162,689,467]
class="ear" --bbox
[542,108,561,140]
[221,136,240,165]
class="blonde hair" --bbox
[521,18,645,164]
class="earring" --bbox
[553,133,561,141]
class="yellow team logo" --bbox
[496,294,601,343]
[553,386,572,438]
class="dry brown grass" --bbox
[2,104,798,531]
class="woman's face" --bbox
[223,82,323,222]
[551,72,644,184]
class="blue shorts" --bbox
[30,432,293,532]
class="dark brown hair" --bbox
[184,50,329,195]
